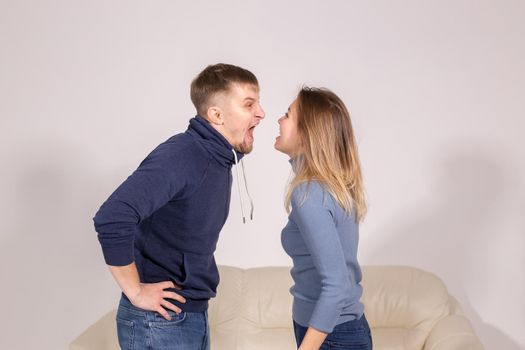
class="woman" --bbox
[275,87,372,350]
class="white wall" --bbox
[1,0,524,349]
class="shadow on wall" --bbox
[366,146,523,350]
[461,299,524,350]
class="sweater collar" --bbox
[289,155,304,173]
[187,115,245,167]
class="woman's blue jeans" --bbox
[116,296,210,350]
[293,314,373,349]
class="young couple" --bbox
[94,63,372,350]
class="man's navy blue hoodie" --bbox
[93,115,243,312]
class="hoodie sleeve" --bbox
[93,147,189,266]
[290,182,352,333]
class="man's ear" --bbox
[206,106,225,126]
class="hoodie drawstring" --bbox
[240,158,254,221]
[232,149,254,223]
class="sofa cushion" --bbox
[211,328,296,350]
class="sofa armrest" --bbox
[69,310,118,350]
[423,314,484,350]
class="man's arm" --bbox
[94,147,190,320]
[108,263,186,320]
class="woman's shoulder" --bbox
[293,180,326,195]
[291,180,332,207]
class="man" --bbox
[93,63,265,349]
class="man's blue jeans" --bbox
[116,296,210,350]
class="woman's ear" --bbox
[206,106,225,126]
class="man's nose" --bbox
[257,104,266,119]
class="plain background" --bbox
[1,0,524,349]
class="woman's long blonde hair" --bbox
[285,87,367,221]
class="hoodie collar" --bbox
[187,115,245,168]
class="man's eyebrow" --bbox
[243,97,256,102]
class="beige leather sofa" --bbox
[70,265,484,350]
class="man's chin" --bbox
[235,141,254,155]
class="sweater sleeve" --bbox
[93,148,189,266]
[290,182,352,333]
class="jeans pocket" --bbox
[116,317,135,350]
[149,312,196,349]
[328,333,372,350]
[150,311,187,328]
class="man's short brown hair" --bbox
[190,63,259,117]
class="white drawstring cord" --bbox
[240,158,254,220]
[232,149,254,223]
[232,149,247,223]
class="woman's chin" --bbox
[274,143,288,156]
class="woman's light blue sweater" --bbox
[281,181,364,333]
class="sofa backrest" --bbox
[210,265,452,349]
[209,266,294,331]
[360,266,451,349]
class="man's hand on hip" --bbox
[108,263,186,320]
[128,281,186,320]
